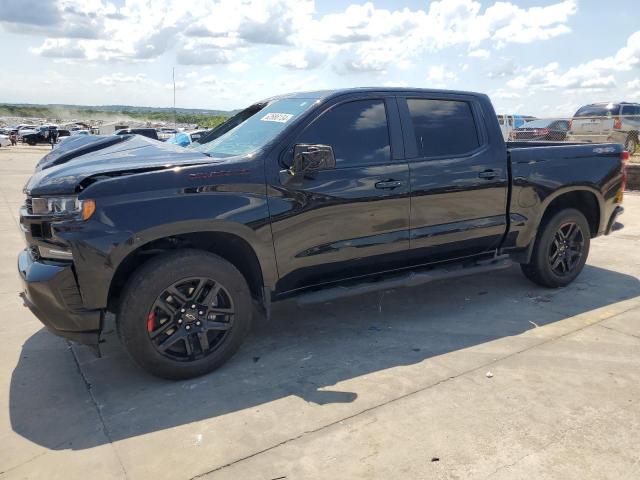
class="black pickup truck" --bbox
[18,88,627,379]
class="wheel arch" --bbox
[107,225,274,313]
[539,187,603,238]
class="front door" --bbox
[267,96,411,293]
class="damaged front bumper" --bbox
[18,248,102,346]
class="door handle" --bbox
[375,180,404,189]
[478,169,499,179]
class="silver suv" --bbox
[566,102,640,153]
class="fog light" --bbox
[38,245,73,260]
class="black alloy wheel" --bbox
[548,221,584,276]
[147,277,235,361]
[520,208,590,288]
[117,249,252,379]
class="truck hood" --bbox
[25,134,223,195]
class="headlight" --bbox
[31,196,96,220]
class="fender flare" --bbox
[108,219,278,290]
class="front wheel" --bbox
[117,249,252,379]
[521,208,590,288]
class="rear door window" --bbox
[407,99,480,157]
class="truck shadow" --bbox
[9,264,640,451]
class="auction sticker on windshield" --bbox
[261,113,294,123]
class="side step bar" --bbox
[296,256,513,305]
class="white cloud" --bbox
[508,30,640,92]
[176,42,230,65]
[94,73,148,87]
[483,0,576,46]
[491,89,520,99]
[227,62,251,73]
[628,79,640,90]
[270,49,327,70]
[163,81,187,91]
[487,58,516,79]
[469,49,490,58]
[316,0,576,76]
[2,0,579,72]
[30,39,86,59]
[0,0,60,26]
[426,65,458,87]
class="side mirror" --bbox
[291,144,336,175]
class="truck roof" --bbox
[270,87,486,101]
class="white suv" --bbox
[566,102,640,153]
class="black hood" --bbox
[25,135,223,196]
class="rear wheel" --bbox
[117,249,252,379]
[520,208,590,288]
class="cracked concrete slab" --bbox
[1,146,639,479]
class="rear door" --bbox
[398,94,509,263]
[267,96,411,293]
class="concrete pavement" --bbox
[0,144,639,479]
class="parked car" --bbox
[497,114,536,141]
[0,134,10,148]
[165,130,209,147]
[566,102,640,153]
[19,87,626,379]
[508,119,570,141]
[17,125,38,138]
[114,128,159,141]
[157,128,179,141]
[22,126,70,145]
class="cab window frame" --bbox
[398,95,488,161]
[279,95,403,170]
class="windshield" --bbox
[192,98,315,157]
[521,119,554,128]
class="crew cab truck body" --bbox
[18,88,626,379]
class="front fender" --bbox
[56,164,276,309]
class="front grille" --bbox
[25,197,33,214]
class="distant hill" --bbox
[0,103,237,116]
[0,103,237,128]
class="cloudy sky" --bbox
[0,0,638,116]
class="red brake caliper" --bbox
[147,311,156,333]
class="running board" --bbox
[296,256,512,305]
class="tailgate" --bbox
[571,117,614,134]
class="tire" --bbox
[520,208,590,288]
[117,249,252,379]
[625,134,638,155]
